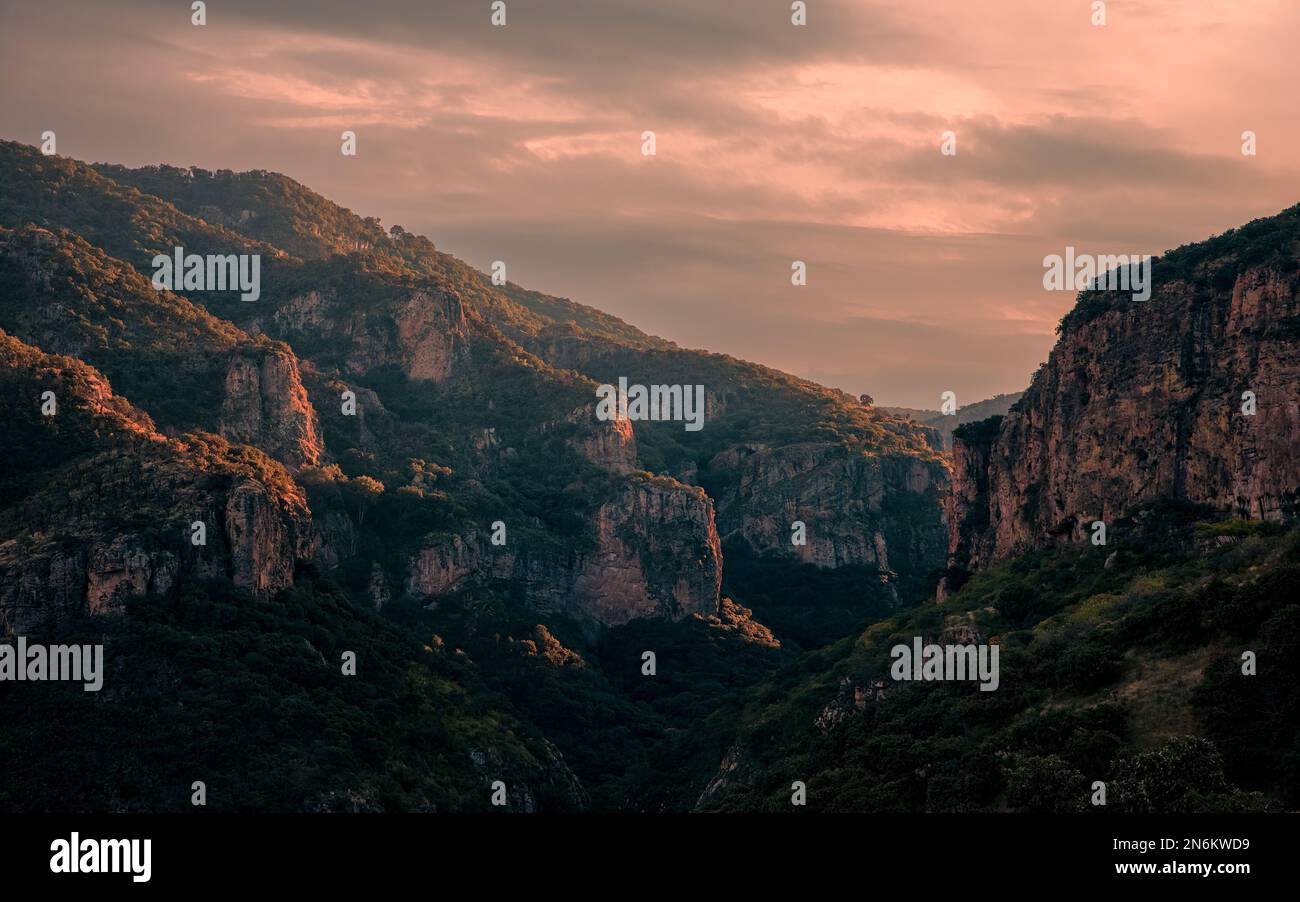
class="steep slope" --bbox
[695,505,1299,812]
[93,158,672,350]
[0,142,959,810]
[91,153,947,577]
[0,327,589,812]
[0,224,323,467]
[2,142,724,631]
[0,141,288,272]
[0,329,315,631]
[946,205,1300,585]
[8,142,949,634]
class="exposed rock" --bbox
[0,332,317,631]
[406,475,723,627]
[265,286,470,384]
[948,255,1300,577]
[572,476,722,624]
[0,541,87,635]
[562,407,637,474]
[406,531,508,597]
[223,480,305,595]
[86,535,178,614]
[708,441,947,593]
[314,509,358,569]
[366,562,391,610]
[695,743,747,810]
[467,741,588,812]
[220,347,323,467]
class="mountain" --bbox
[0,140,948,810]
[944,204,1300,589]
[692,208,1300,813]
[9,138,1291,814]
[0,224,323,467]
[0,331,590,813]
[880,392,1024,451]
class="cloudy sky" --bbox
[2,0,1297,407]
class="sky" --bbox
[2,0,1298,408]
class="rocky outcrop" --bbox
[0,542,89,635]
[407,532,505,597]
[314,509,359,570]
[388,290,469,382]
[221,479,313,595]
[554,406,637,473]
[947,224,1300,578]
[707,441,947,597]
[406,475,723,627]
[86,536,178,614]
[0,331,316,633]
[575,476,722,624]
[220,348,323,467]
[467,739,588,812]
[264,286,469,383]
[0,469,313,635]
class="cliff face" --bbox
[406,476,722,627]
[257,285,469,384]
[947,210,1300,577]
[0,224,324,471]
[708,442,947,597]
[0,465,313,634]
[0,141,947,634]
[0,330,314,634]
[220,347,323,468]
[554,406,638,474]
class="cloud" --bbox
[2,0,1297,407]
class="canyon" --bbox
[4,137,1296,814]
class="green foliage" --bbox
[951,414,1004,446]
[703,512,1300,812]
[721,539,897,650]
[0,573,576,812]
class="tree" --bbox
[344,475,384,526]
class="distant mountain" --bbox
[880,392,1025,451]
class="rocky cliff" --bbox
[0,330,314,634]
[220,347,323,467]
[708,441,946,601]
[406,474,723,627]
[0,224,324,470]
[250,283,470,384]
[0,139,948,632]
[946,205,1300,580]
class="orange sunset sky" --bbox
[2,0,1297,407]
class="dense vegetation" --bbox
[0,571,583,812]
[4,139,1293,814]
[700,503,1299,812]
